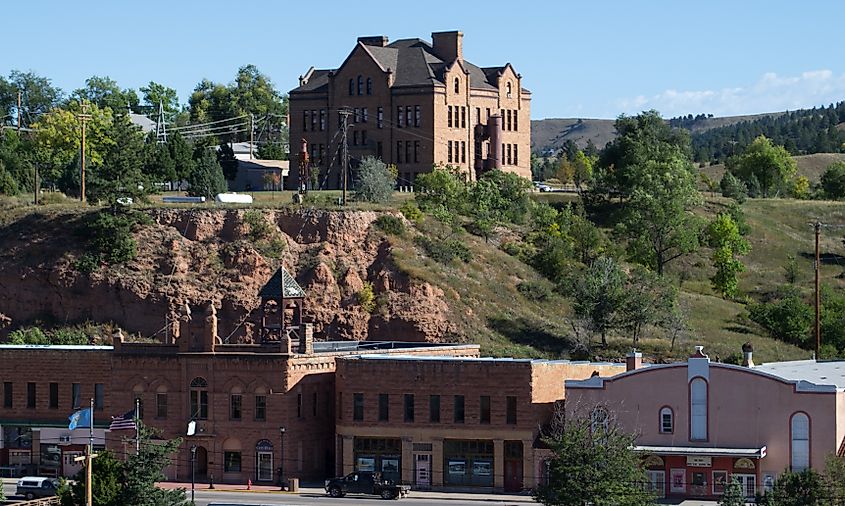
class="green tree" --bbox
[256,140,287,160]
[769,469,825,506]
[72,76,139,112]
[566,256,627,346]
[139,81,179,115]
[621,267,676,345]
[414,165,468,219]
[720,171,748,203]
[727,136,797,197]
[823,454,845,505]
[707,213,751,298]
[748,285,813,346]
[617,155,703,276]
[0,70,64,127]
[168,132,194,183]
[821,161,845,200]
[143,136,177,184]
[61,450,123,506]
[187,150,227,198]
[533,407,653,506]
[217,143,239,180]
[93,113,149,205]
[719,478,746,506]
[354,156,396,203]
[121,424,189,506]
[571,150,594,192]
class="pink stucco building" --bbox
[565,346,845,501]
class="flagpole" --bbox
[87,397,94,506]
[135,397,140,455]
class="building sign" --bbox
[686,456,712,467]
[734,458,755,470]
[255,439,274,452]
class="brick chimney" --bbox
[298,323,314,355]
[431,30,463,62]
[358,35,388,47]
[742,342,754,368]
[626,350,642,372]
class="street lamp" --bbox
[279,427,286,491]
[190,445,197,503]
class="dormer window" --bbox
[454,77,460,94]
[506,81,512,98]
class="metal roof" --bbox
[755,360,845,389]
[259,267,305,299]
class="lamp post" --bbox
[279,427,286,491]
[190,445,197,503]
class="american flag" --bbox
[108,409,137,431]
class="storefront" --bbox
[353,437,401,483]
[255,439,274,482]
[443,439,494,487]
[637,445,767,500]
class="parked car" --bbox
[325,471,410,500]
[16,476,60,500]
[537,184,552,192]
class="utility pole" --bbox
[339,108,352,205]
[249,114,254,160]
[77,102,92,203]
[16,91,21,133]
[814,220,821,360]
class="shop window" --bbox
[378,394,389,421]
[353,393,364,421]
[224,451,242,472]
[506,396,517,425]
[712,470,727,495]
[454,395,465,423]
[254,394,266,421]
[690,378,707,441]
[791,412,810,471]
[230,394,242,420]
[190,377,208,420]
[480,396,491,424]
[49,383,58,409]
[26,383,35,409]
[156,393,168,419]
[660,407,673,433]
[444,439,494,487]
[430,395,440,423]
[404,394,415,422]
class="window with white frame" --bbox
[660,407,673,433]
[690,378,707,440]
[791,412,810,471]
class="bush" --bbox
[78,209,149,269]
[719,171,747,203]
[374,215,406,236]
[517,281,552,301]
[354,156,396,203]
[357,282,376,313]
[414,236,472,263]
[821,161,845,200]
[7,326,89,345]
[243,210,272,242]
[748,286,813,346]
[399,201,423,223]
[259,236,286,260]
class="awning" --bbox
[634,445,767,459]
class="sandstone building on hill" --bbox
[287,30,531,190]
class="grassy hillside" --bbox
[699,153,845,185]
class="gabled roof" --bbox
[259,267,305,299]
[290,35,516,93]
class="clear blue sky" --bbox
[5,0,845,119]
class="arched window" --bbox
[791,412,810,471]
[454,77,460,94]
[506,81,512,98]
[190,377,209,420]
[348,79,354,96]
[366,78,372,95]
[690,378,707,441]
[659,407,673,434]
[591,406,609,434]
[357,75,363,95]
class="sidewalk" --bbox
[156,480,537,503]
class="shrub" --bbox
[8,327,49,344]
[748,286,813,346]
[374,215,406,236]
[517,281,552,301]
[354,156,396,203]
[719,171,747,203]
[399,201,423,223]
[357,282,376,313]
[259,236,286,260]
[243,210,272,242]
[80,210,148,268]
[414,236,472,263]
[821,161,845,200]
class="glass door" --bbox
[734,474,757,497]
[257,451,273,482]
[647,470,665,498]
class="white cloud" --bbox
[615,70,845,117]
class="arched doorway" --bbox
[194,446,208,478]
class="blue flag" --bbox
[68,408,92,430]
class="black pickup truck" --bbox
[325,471,410,500]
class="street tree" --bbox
[617,155,703,276]
[727,136,797,197]
[533,406,653,506]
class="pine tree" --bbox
[719,478,746,506]
[187,150,227,198]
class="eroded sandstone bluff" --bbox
[0,208,456,343]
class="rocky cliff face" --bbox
[0,208,456,343]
